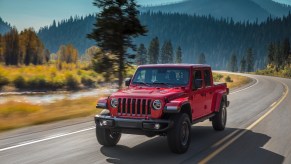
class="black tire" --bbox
[167,113,191,154]
[212,99,227,131]
[96,110,121,146]
[96,127,121,146]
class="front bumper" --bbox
[94,115,173,133]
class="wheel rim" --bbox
[109,131,119,139]
[181,121,189,146]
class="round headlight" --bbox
[152,100,162,110]
[110,98,118,108]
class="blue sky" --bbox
[0,0,290,31]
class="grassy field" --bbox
[0,96,102,132]
[0,72,251,132]
[213,72,251,89]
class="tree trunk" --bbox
[118,52,124,89]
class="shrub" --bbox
[225,75,233,82]
[48,77,66,90]
[213,74,224,81]
[0,74,9,88]
[81,76,95,87]
[27,76,47,89]
[13,76,26,89]
[66,74,79,89]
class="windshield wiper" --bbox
[133,82,151,86]
[152,82,171,87]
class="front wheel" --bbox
[96,126,121,146]
[167,113,191,154]
[212,100,227,131]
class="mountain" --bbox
[0,17,11,35]
[37,12,291,70]
[141,0,291,22]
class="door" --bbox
[190,69,206,119]
[203,69,215,115]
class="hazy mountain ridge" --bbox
[141,0,291,22]
[35,12,291,70]
[0,17,11,35]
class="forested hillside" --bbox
[141,0,291,23]
[38,15,95,54]
[0,17,11,35]
[37,12,291,69]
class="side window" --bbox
[204,69,211,86]
[192,70,203,89]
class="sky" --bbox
[0,0,291,31]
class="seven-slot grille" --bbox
[117,98,151,116]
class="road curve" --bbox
[0,74,291,164]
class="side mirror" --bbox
[192,79,203,90]
[125,78,131,86]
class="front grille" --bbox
[117,98,151,116]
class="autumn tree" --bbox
[148,37,159,64]
[87,0,147,88]
[83,46,101,62]
[197,53,206,64]
[19,28,46,65]
[136,44,147,65]
[57,44,78,63]
[175,46,182,63]
[4,27,19,65]
[0,34,4,63]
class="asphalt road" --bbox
[0,73,290,164]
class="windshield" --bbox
[132,67,190,86]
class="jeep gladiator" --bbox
[95,64,229,154]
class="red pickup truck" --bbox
[95,64,229,153]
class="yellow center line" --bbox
[198,80,289,164]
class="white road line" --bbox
[230,77,259,95]
[0,127,95,152]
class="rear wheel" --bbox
[212,100,227,131]
[167,113,191,154]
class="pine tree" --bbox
[175,46,182,63]
[160,41,173,63]
[282,38,290,66]
[136,44,147,65]
[267,42,275,65]
[227,53,238,72]
[167,41,173,63]
[87,0,147,88]
[274,42,283,70]
[240,57,246,72]
[148,37,159,64]
[197,53,206,64]
[246,48,255,72]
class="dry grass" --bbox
[0,96,104,132]
[213,72,251,89]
